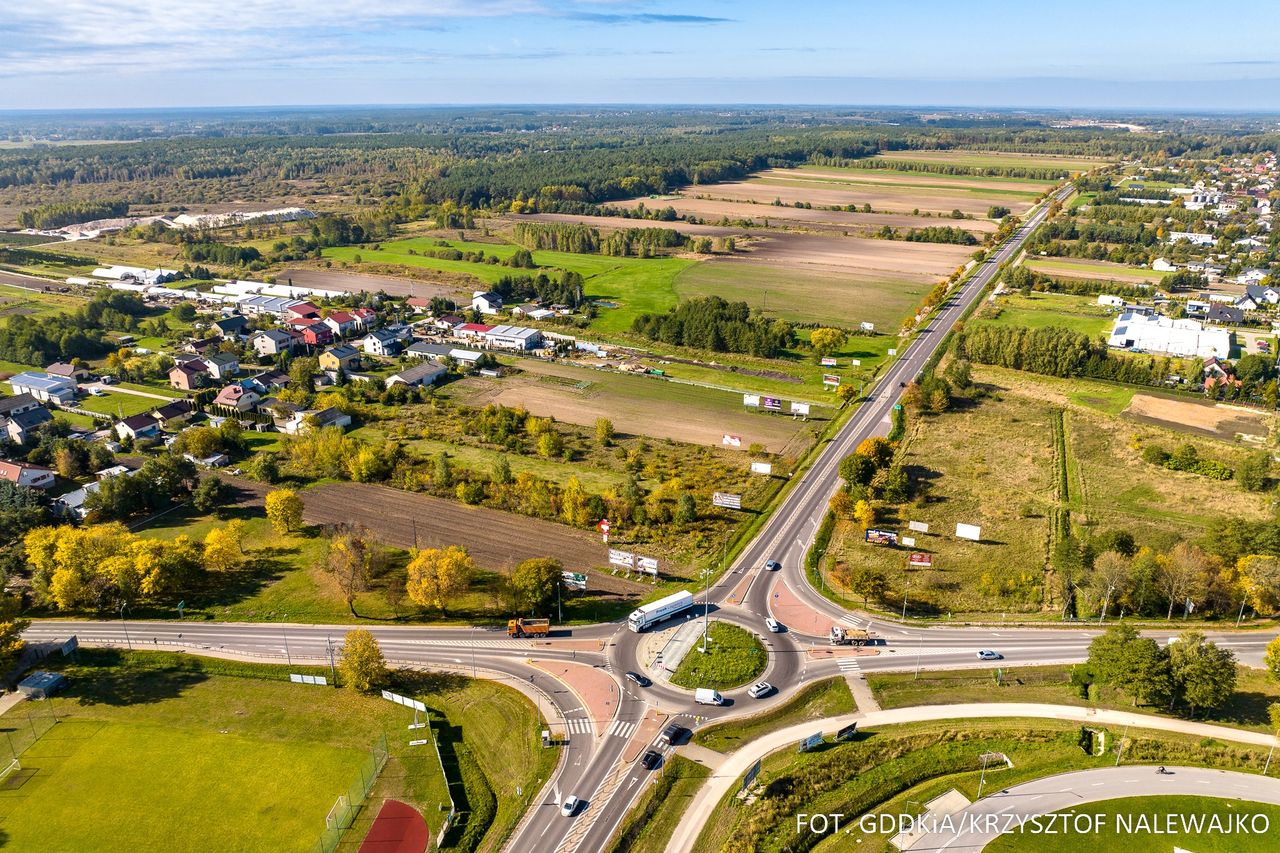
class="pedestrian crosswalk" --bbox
[839,614,863,628]
[836,657,862,673]
[565,717,592,735]
[606,719,637,739]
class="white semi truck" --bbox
[627,590,695,632]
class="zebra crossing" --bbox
[836,657,862,673]
[839,614,864,628]
[565,717,593,736]
[606,719,637,739]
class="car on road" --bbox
[561,795,580,817]
[625,671,650,687]
[976,649,1002,660]
[640,749,662,770]
[764,560,782,572]
[748,681,774,699]
[765,617,782,633]
[657,723,686,748]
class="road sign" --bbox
[61,636,78,657]
[865,528,898,546]
[908,552,932,568]
[597,519,610,534]
[822,374,841,387]
[750,461,773,475]
[955,523,982,542]
[799,732,824,753]
[608,549,635,569]
[742,759,762,790]
[713,492,743,510]
[562,571,588,591]
[177,600,185,617]
[722,434,742,447]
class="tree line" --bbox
[17,199,129,229]
[631,296,795,358]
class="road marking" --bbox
[837,657,862,672]
[565,717,592,735]
[607,719,637,739]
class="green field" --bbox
[693,677,856,752]
[673,260,928,331]
[1024,258,1169,284]
[0,282,84,318]
[669,621,767,690]
[75,390,160,418]
[979,291,1113,337]
[988,796,1280,853]
[872,150,1111,171]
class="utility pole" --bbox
[119,601,132,651]
[977,753,991,800]
[325,635,337,686]
[1265,741,1275,777]
[1237,597,1248,628]
[282,618,291,666]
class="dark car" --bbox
[640,749,662,770]
[657,723,686,748]
[625,671,651,687]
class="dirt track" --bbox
[506,212,743,237]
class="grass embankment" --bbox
[606,756,710,853]
[869,664,1280,734]
[691,719,1277,853]
[669,621,768,691]
[693,677,856,752]
[988,795,1280,853]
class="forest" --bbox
[631,296,795,358]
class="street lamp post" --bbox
[282,616,291,666]
[901,579,910,622]
[1237,597,1248,628]
[977,753,991,800]
[119,601,132,651]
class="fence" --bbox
[311,732,390,853]
[0,696,59,764]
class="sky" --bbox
[4,0,1280,111]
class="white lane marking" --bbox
[607,720,637,739]
[837,657,862,672]
[566,717,592,735]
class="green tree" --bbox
[675,493,697,524]
[510,557,564,614]
[843,567,888,605]
[537,430,564,459]
[1168,631,1237,717]
[265,489,304,535]
[1235,451,1269,492]
[339,629,388,692]
[192,475,230,514]
[595,417,615,447]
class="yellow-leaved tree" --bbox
[405,546,475,614]
[265,489,304,535]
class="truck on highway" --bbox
[830,626,871,646]
[508,617,551,638]
[627,590,695,632]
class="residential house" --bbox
[470,291,503,314]
[152,400,194,429]
[386,362,446,389]
[4,406,53,444]
[250,329,298,357]
[360,328,403,357]
[287,318,334,347]
[1185,299,1211,316]
[454,322,493,341]
[168,360,209,391]
[319,344,361,373]
[0,393,44,420]
[350,308,377,329]
[1235,293,1261,311]
[321,310,360,338]
[184,452,230,468]
[405,341,455,360]
[1167,231,1216,247]
[251,369,291,392]
[484,324,543,351]
[1151,258,1177,272]
[1246,284,1280,306]
[184,336,222,356]
[1205,305,1244,326]
[213,383,261,412]
[430,314,464,332]
[406,296,433,314]
[0,460,54,489]
[203,351,241,380]
[278,406,353,435]
[1096,295,1125,308]
[284,302,320,321]
[9,372,77,405]
[211,315,249,339]
[115,413,161,442]
[1238,268,1271,286]
[45,362,91,382]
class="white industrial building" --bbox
[1107,312,1231,359]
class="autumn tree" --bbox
[853,499,876,531]
[1091,551,1132,622]
[1157,543,1213,619]
[0,596,29,672]
[327,525,385,617]
[510,557,563,614]
[855,437,895,468]
[1239,555,1280,615]
[1265,636,1280,683]
[265,489,304,535]
[810,327,847,358]
[203,521,247,572]
[406,545,475,613]
[595,417,614,447]
[339,629,388,692]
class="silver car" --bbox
[747,681,774,699]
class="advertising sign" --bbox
[865,528,899,546]
[790,401,810,416]
[888,348,898,356]
[799,732,825,753]
[908,520,930,533]
[908,552,933,568]
[956,523,982,542]
[608,549,635,568]
[750,461,773,475]
[901,536,916,547]
[742,759,762,790]
[836,722,858,741]
[820,357,838,367]
[762,396,782,411]
[381,690,427,713]
[822,374,841,387]
[722,434,742,447]
[562,571,588,590]
[713,492,743,510]
[61,635,79,657]
[290,674,328,686]
[743,394,760,407]
[636,556,659,576]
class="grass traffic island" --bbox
[987,795,1280,853]
[669,620,767,691]
[0,649,554,853]
[693,677,856,753]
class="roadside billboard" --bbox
[822,374,841,387]
[750,461,773,475]
[562,571,588,590]
[865,528,899,546]
[762,396,782,411]
[791,401,810,416]
[908,520,929,533]
[820,357,838,367]
[956,523,982,542]
[743,394,760,407]
[860,321,875,332]
[798,732,825,753]
[850,359,862,367]
[908,552,932,568]
[636,556,659,576]
[608,549,635,568]
[722,434,742,447]
[713,492,743,510]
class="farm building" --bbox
[484,325,543,351]
[1107,312,1231,358]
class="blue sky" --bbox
[4,0,1280,110]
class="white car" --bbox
[764,560,782,572]
[765,617,782,633]
[561,795,580,817]
[976,649,1002,661]
[748,681,774,699]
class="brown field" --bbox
[872,150,1112,170]
[1022,258,1167,285]
[774,167,1053,194]
[504,212,743,237]
[732,231,972,278]
[693,179,1026,218]
[277,267,458,299]
[443,358,823,456]
[614,196,998,235]
[1124,394,1271,441]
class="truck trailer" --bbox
[627,590,695,632]
[508,618,551,638]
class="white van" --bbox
[694,688,724,706]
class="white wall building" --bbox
[1107,312,1231,359]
